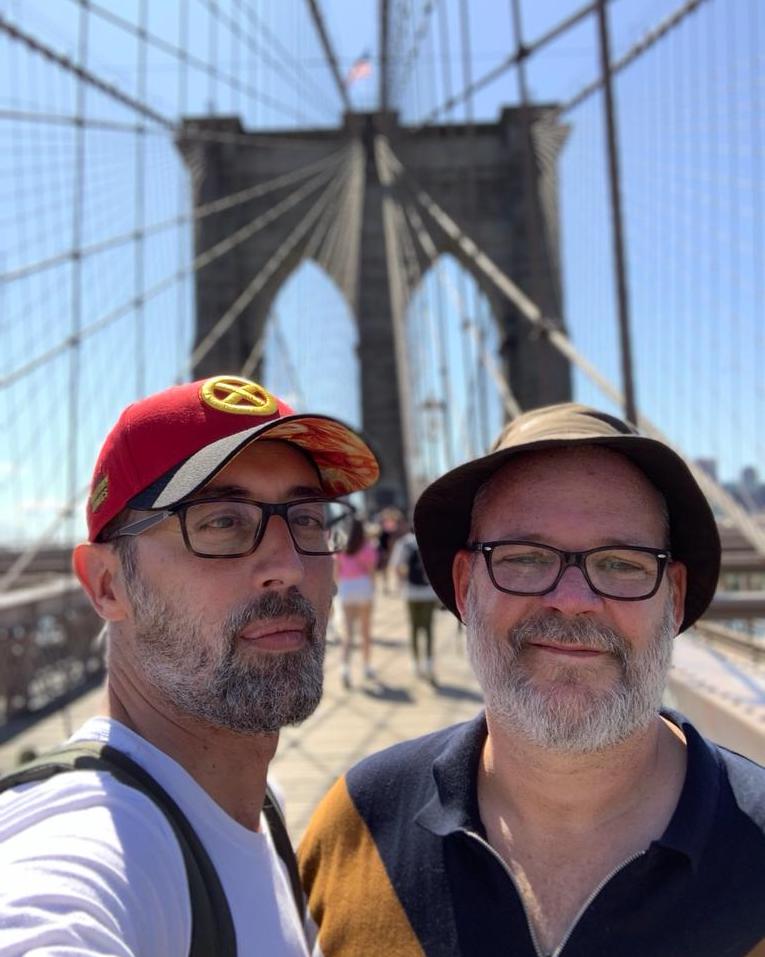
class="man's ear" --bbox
[72,542,130,622]
[452,549,472,623]
[667,560,687,634]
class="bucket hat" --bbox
[413,403,720,632]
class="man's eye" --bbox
[193,510,249,532]
[204,514,240,529]
[291,510,326,529]
[595,555,651,575]
[497,552,552,567]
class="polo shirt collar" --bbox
[414,708,721,871]
[415,712,488,837]
[655,708,722,870]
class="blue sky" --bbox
[1,0,762,545]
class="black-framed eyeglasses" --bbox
[109,497,356,558]
[466,540,671,601]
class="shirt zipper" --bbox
[461,828,646,957]
[460,828,547,957]
[551,850,646,956]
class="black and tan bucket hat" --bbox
[413,403,720,633]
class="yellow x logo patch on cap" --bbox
[200,376,278,416]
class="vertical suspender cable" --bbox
[232,0,240,117]
[379,0,390,110]
[457,269,477,460]
[67,0,88,542]
[510,0,552,357]
[176,0,189,382]
[454,1,477,458]
[458,0,489,451]
[375,137,418,506]
[749,0,764,473]
[208,1,217,112]
[134,0,147,397]
[423,17,453,471]
[596,0,637,423]
[726,5,740,481]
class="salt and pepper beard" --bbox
[121,562,329,734]
[464,585,676,753]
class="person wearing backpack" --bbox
[0,375,379,956]
[391,528,439,683]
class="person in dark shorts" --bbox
[391,528,439,682]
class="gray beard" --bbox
[465,590,676,753]
[125,575,328,735]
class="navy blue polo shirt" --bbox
[299,710,765,956]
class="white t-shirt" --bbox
[0,717,309,957]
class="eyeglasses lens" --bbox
[489,543,660,598]
[184,500,354,556]
[286,500,354,553]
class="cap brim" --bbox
[413,434,720,633]
[131,414,379,509]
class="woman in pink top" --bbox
[334,518,377,688]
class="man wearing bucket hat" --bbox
[0,375,379,956]
[298,403,765,957]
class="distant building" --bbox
[695,458,718,481]
[725,466,765,512]
[693,458,765,513]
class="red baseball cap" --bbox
[87,375,380,541]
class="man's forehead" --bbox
[475,446,665,520]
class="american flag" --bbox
[346,53,372,87]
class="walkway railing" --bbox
[0,578,103,725]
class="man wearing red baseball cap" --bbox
[0,375,379,956]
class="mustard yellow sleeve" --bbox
[298,776,425,957]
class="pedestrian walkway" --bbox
[667,632,765,766]
[0,592,484,839]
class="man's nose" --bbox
[249,514,306,589]
[539,562,602,614]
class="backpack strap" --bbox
[263,784,305,922]
[0,742,237,957]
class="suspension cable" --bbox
[401,198,523,420]
[411,0,707,130]
[409,0,600,129]
[69,0,321,124]
[0,487,88,593]
[373,137,418,505]
[209,0,335,120]
[1,155,345,391]
[1,148,346,285]
[237,153,359,379]
[304,0,351,111]
[393,0,437,108]
[380,136,765,554]
[231,0,332,120]
[189,152,355,374]
[558,0,709,116]
[0,12,175,129]
[0,107,340,151]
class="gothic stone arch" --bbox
[178,109,571,511]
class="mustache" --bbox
[508,613,629,663]
[224,588,319,642]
